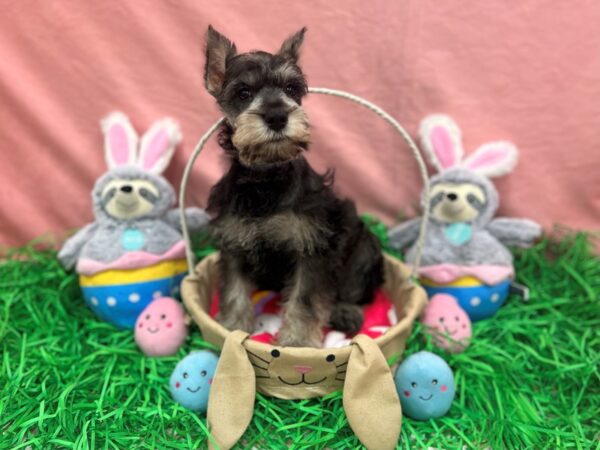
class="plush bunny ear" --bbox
[418,114,464,173]
[101,112,138,169]
[137,118,182,175]
[462,141,518,178]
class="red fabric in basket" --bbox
[209,289,397,347]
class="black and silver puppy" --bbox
[203,26,383,347]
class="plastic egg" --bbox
[421,294,472,353]
[169,351,219,413]
[80,259,187,329]
[395,351,455,420]
[134,297,188,356]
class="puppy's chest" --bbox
[213,211,330,254]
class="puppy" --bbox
[203,26,383,347]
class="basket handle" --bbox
[179,87,430,276]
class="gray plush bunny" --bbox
[58,112,209,328]
[388,114,541,321]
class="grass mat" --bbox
[1,229,599,449]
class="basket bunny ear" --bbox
[101,112,139,169]
[207,331,256,450]
[419,114,464,173]
[138,118,182,175]
[343,334,401,450]
[462,141,518,178]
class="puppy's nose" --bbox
[120,185,133,193]
[294,365,312,374]
[447,193,458,201]
[264,109,288,131]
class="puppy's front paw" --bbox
[329,303,364,335]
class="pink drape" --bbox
[1,0,599,247]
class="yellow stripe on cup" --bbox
[80,259,188,287]
[420,276,483,288]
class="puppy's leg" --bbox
[333,226,384,334]
[277,260,332,348]
[217,253,255,333]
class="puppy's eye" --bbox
[432,379,438,385]
[411,382,417,388]
[285,83,297,97]
[439,317,444,323]
[237,87,252,101]
[145,314,151,320]
[271,349,280,358]
[201,370,207,377]
[183,372,189,379]
[160,314,166,320]
[326,354,335,362]
[455,316,460,321]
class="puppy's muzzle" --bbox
[264,108,288,132]
[231,105,310,166]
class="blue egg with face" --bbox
[394,351,455,420]
[169,351,219,413]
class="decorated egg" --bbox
[420,276,510,321]
[80,259,187,329]
[395,351,455,420]
[135,297,188,356]
[421,294,471,353]
[169,351,219,413]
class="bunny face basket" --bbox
[179,88,431,450]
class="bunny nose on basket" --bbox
[294,365,312,374]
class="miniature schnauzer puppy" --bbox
[203,25,384,347]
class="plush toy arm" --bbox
[388,217,422,250]
[487,218,542,247]
[166,207,211,232]
[57,223,97,270]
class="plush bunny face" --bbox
[93,167,175,222]
[427,168,499,228]
[91,112,181,222]
[429,181,485,223]
[419,115,515,228]
[101,178,160,219]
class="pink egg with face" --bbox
[421,294,472,353]
[135,297,188,356]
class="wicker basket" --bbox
[179,88,431,450]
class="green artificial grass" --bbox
[1,225,599,449]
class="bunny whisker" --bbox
[247,350,271,365]
[251,362,269,372]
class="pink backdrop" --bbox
[1,0,599,247]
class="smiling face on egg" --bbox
[395,351,455,420]
[421,294,472,353]
[134,297,188,356]
[169,351,219,412]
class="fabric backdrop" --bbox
[1,0,599,247]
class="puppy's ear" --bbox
[205,25,237,97]
[278,27,307,62]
